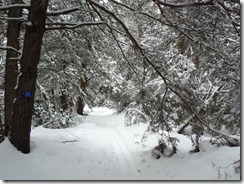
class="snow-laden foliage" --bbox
[89,0,240,154]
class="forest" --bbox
[0,0,241,180]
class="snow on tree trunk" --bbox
[10,0,49,154]
[4,0,23,138]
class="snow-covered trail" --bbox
[0,107,240,180]
[72,108,141,180]
[29,107,144,180]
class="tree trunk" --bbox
[77,96,85,115]
[0,111,3,143]
[4,0,23,138]
[10,0,49,154]
[77,77,87,115]
[60,91,68,112]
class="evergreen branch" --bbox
[169,86,239,145]
[89,3,143,84]
[88,0,240,145]
[109,0,195,42]
[216,0,240,36]
[88,0,169,86]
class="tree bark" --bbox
[60,91,68,112]
[4,0,23,138]
[77,96,85,115]
[10,0,49,154]
[77,77,87,115]
[0,111,3,143]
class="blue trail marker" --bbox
[25,90,31,98]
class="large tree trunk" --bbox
[4,0,23,138]
[9,0,49,154]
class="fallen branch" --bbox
[62,140,78,143]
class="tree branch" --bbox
[46,6,81,16]
[45,21,105,30]
[153,0,214,8]
[109,0,134,11]
[0,46,21,54]
[169,86,239,144]
[88,0,169,85]
[89,0,239,145]
[0,4,30,11]
[216,0,240,36]
[0,16,27,21]
[89,4,143,83]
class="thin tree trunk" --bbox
[77,77,87,115]
[0,111,3,143]
[10,0,49,154]
[4,0,23,138]
[77,96,85,115]
[60,91,68,112]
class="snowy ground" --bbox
[0,107,240,180]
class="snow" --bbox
[0,107,240,180]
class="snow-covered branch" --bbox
[45,21,105,30]
[154,0,214,8]
[46,7,81,16]
[0,4,30,11]
[0,16,27,21]
[169,86,239,146]
[0,46,21,54]
[109,0,134,11]
[88,0,169,85]
[89,0,240,146]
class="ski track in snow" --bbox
[0,107,240,180]
[79,109,141,180]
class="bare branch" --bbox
[45,21,105,30]
[0,4,30,11]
